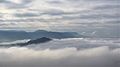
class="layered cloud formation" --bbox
[0,38,120,67]
[0,0,119,30]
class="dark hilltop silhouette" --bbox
[0,37,52,47]
[12,37,52,46]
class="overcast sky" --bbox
[0,0,119,34]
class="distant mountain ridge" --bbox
[0,30,85,42]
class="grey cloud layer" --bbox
[0,0,119,37]
[0,38,120,67]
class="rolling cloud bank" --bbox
[0,38,120,67]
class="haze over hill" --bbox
[0,30,85,42]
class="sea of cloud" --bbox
[0,38,120,67]
[0,0,119,66]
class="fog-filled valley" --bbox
[0,0,120,67]
[0,37,120,67]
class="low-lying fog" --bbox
[0,38,120,67]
